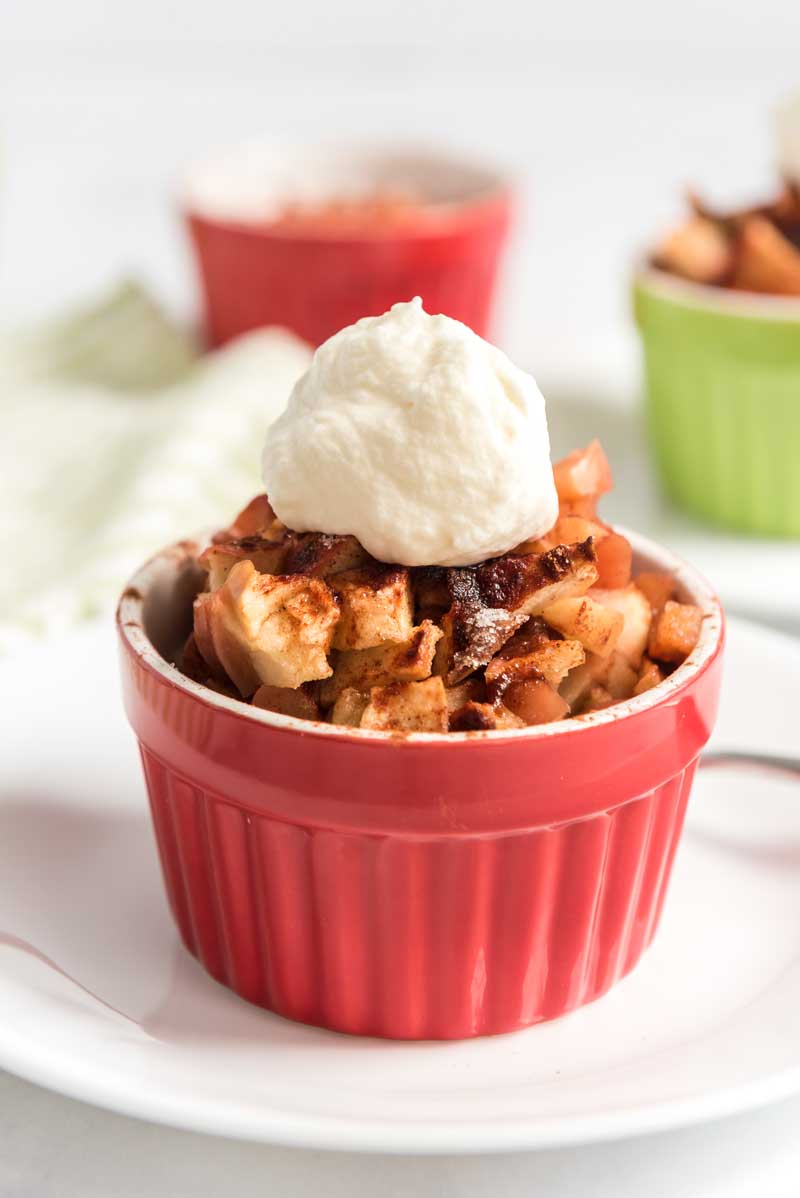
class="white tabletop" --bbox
[1,1069,799,1197]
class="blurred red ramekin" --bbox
[117,530,723,1040]
[182,143,513,347]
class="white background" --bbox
[2,3,800,1194]
[2,0,799,379]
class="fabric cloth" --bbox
[0,282,311,650]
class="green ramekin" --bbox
[634,267,800,537]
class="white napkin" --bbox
[0,282,311,650]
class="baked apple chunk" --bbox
[321,620,442,705]
[199,534,289,590]
[476,540,599,616]
[193,559,339,695]
[361,677,449,733]
[331,566,414,650]
[284,532,371,578]
[436,598,529,685]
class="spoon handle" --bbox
[700,750,800,778]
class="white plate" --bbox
[544,385,800,631]
[1,618,800,1154]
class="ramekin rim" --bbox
[117,528,724,747]
[634,263,800,321]
[179,139,513,240]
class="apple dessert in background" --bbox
[183,143,511,348]
[652,185,800,295]
[634,92,800,540]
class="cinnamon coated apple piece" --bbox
[518,514,608,556]
[320,620,443,706]
[330,687,370,727]
[648,601,703,664]
[444,677,485,714]
[360,677,449,733]
[476,539,599,617]
[211,494,280,543]
[602,651,638,700]
[230,494,278,536]
[449,701,525,731]
[252,684,320,721]
[192,592,228,684]
[730,215,800,296]
[436,600,529,685]
[595,531,633,589]
[484,619,585,690]
[633,656,666,696]
[542,595,624,659]
[635,571,676,613]
[558,496,599,520]
[590,584,652,668]
[199,533,290,590]
[652,215,734,285]
[502,677,569,725]
[553,440,613,504]
[193,559,340,695]
[582,683,615,713]
[330,566,414,650]
[283,532,371,578]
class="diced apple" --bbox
[731,215,800,296]
[542,595,624,659]
[590,584,652,668]
[502,678,569,726]
[633,657,666,696]
[445,677,485,714]
[252,684,320,721]
[436,603,528,684]
[449,701,526,732]
[449,701,499,731]
[485,635,585,691]
[476,540,598,616]
[595,532,632,589]
[233,494,276,534]
[321,620,443,705]
[635,571,676,613]
[648,601,703,664]
[582,684,615,712]
[199,535,288,590]
[559,496,598,520]
[361,677,449,733]
[192,591,227,682]
[558,660,597,710]
[330,687,369,727]
[284,532,370,578]
[604,651,638,700]
[331,566,414,650]
[193,559,340,695]
[553,440,613,502]
[653,215,733,285]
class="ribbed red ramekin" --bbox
[117,530,723,1040]
[182,144,512,347]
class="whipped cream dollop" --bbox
[261,298,558,567]
[776,92,800,186]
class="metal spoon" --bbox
[700,751,800,778]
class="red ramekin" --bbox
[182,144,512,347]
[117,530,723,1040]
